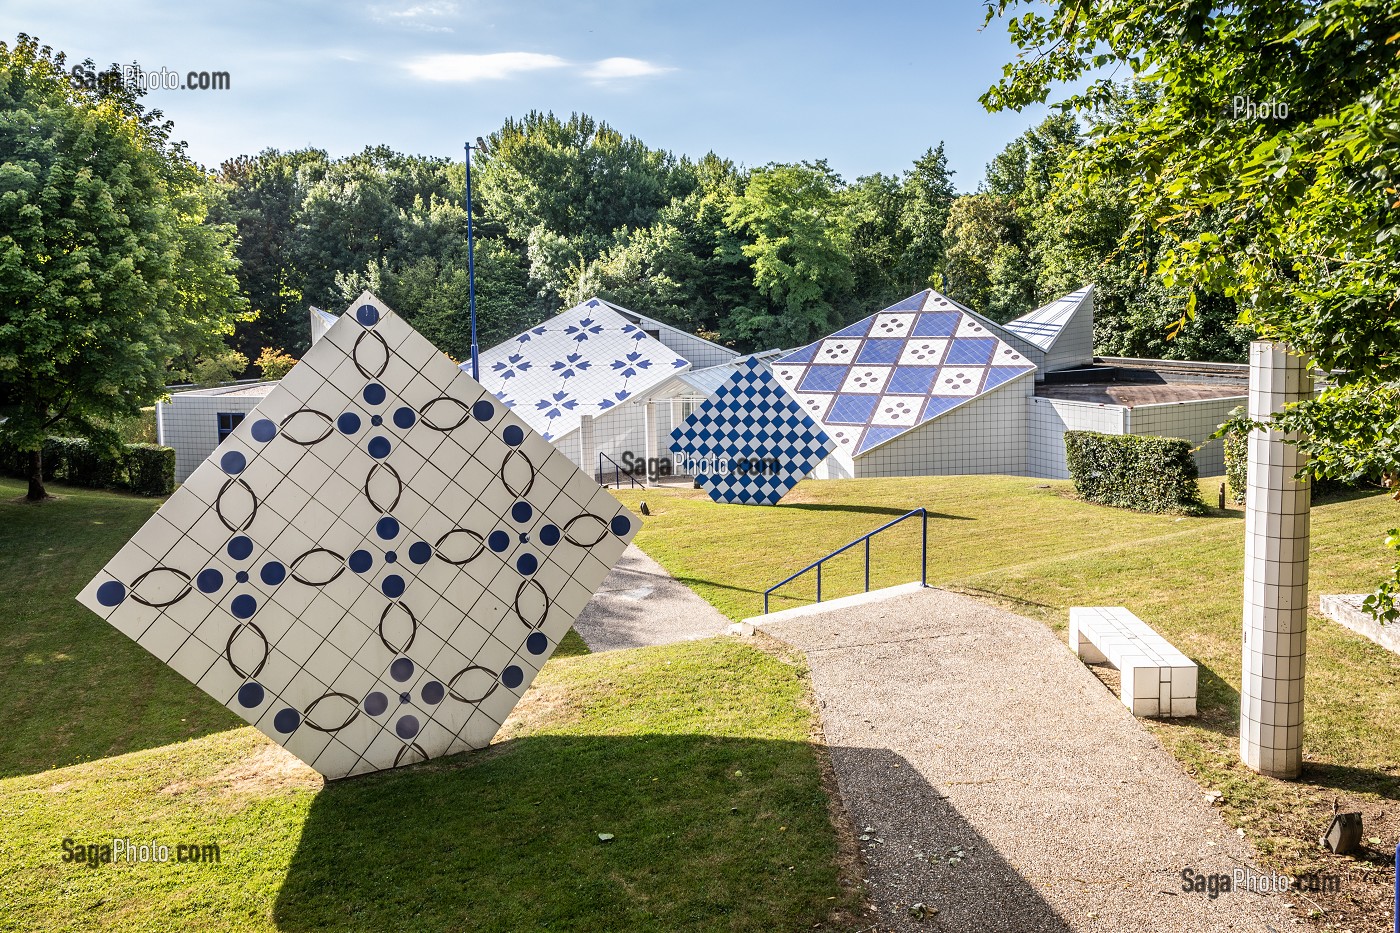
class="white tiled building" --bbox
[159,286,1245,486]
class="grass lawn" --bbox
[0,479,860,932]
[613,476,1400,927]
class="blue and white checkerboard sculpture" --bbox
[669,357,834,506]
[77,293,640,780]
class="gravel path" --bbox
[572,544,731,652]
[761,587,1295,933]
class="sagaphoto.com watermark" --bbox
[61,837,221,867]
[69,62,230,92]
[1180,865,1340,898]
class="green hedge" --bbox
[124,444,176,496]
[0,436,175,496]
[1223,406,1249,504]
[1064,430,1207,515]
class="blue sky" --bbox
[9,0,1061,191]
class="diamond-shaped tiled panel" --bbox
[474,298,690,442]
[771,290,1036,456]
[77,292,640,780]
[668,357,834,505]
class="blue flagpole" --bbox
[465,140,480,380]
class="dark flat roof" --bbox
[1035,383,1246,406]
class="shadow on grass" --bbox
[1299,762,1400,800]
[1151,661,1400,802]
[273,735,1069,933]
[776,502,972,521]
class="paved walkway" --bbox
[572,545,730,652]
[761,587,1293,932]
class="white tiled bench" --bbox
[1069,607,1197,717]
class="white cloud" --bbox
[370,2,459,32]
[582,57,675,81]
[405,52,569,82]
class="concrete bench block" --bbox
[1070,607,1197,718]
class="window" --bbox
[217,412,245,443]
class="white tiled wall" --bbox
[161,391,267,483]
[1127,397,1245,477]
[1027,397,1128,479]
[646,325,737,369]
[853,376,1032,477]
[1042,290,1096,374]
[1027,394,1244,480]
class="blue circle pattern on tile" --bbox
[338,412,361,434]
[364,692,388,716]
[274,708,300,732]
[376,516,400,540]
[502,425,524,446]
[96,580,126,607]
[221,451,246,474]
[382,574,405,598]
[260,561,286,586]
[367,436,391,459]
[501,665,524,688]
[356,303,379,326]
[396,715,419,739]
[472,399,495,422]
[196,568,223,593]
[408,541,431,564]
[390,657,414,682]
[236,570,250,584]
[251,419,278,442]
[228,535,254,560]
[237,682,264,708]
[420,681,445,704]
[393,406,416,429]
[526,632,548,655]
[363,383,387,405]
[511,501,532,523]
[230,594,257,619]
[348,549,373,573]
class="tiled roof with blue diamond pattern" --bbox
[771,290,1037,456]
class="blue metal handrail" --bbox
[598,452,640,489]
[763,508,928,614]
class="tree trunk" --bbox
[26,448,48,501]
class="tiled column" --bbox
[1240,341,1312,778]
[579,414,596,482]
[642,400,657,486]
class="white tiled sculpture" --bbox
[1240,341,1311,778]
[77,293,640,779]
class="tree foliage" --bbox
[0,34,245,498]
[983,0,1400,615]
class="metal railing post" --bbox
[816,562,822,603]
[864,537,871,593]
[921,508,928,588]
